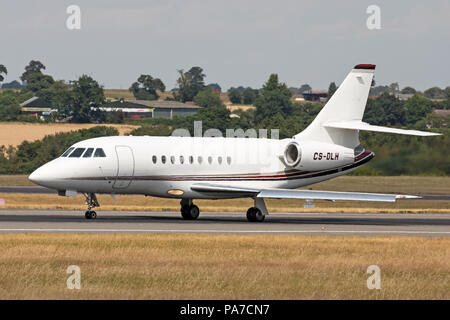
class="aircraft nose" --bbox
[29,166,47,186]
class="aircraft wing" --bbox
[324,120,441,136]
[191,184,420,202]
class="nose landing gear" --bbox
[83,193,99,220]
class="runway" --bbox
[0,209,449,237]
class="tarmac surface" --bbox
[0,209,449,237]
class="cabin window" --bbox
[208,156,213,164]
[93,148,106,157]
[198,156,203,164]
[83,148,94,158]
[170,156,175,164]
[152,156,157,164]
[61,147,75,157]
[180,156,184,164]
[218,156,223,164]
[227,156,232,165]
[69,148,86,158]
[189,156,194,164]
[161,155,166,164]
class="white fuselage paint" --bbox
[30,135,368,199]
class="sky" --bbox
[1,0,449,91]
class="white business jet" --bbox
[29,64,440,221]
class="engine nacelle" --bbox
[282,140,354,171]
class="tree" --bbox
[327,82,337,100]
[444,86,450,100]
[39,81,73,110]
[389,82,400,94]
[175,67,206,102]
[228,89,242,104]
[206,83,221,92]
[254,74,292,121]
[24,73,54,94]
[363,92,405,126]
[129,74,165,100]
[298,84,311,93]
[21,60,46,83]
[404,94,434,125]
[193,89,224,108]
[424,87,444,99]
[369,85,390,96]
[0,64,7,84]
[401,86,416,94]
[242,87,258,105]
[67,75,105,123]
[1,80,24,89]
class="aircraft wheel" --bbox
[181,205,200,220]
[85,210,97,219]
[246,207,265,222]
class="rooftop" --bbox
[103,100,202,109]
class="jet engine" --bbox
[282,140,354,171]
[283,141,302,167]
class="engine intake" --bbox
[283,142,301,167]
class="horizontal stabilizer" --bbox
[191,184,420,202]
[324,120,441,137]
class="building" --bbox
[432,109,450,117]
[394,93,414,101]
[302,90,328,102]
[97,100,202,119]
[20,96,57,118]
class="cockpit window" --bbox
[69,148,86,158]
[93,148,106,157]
[83,148,94,158]
[61,147,75,157]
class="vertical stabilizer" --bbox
[295,64,375,148]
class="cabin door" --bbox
[113,145,135,189]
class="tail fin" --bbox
[295,64,440,147]
[295,64,375,148]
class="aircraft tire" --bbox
[246,207,265,222]
[181,205,200,220]
[85,210,97,219]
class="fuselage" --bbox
[28,135,373,199]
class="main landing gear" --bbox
[180,199,200,220]
[246,207,265,222]
[83,193,99,220]
[246,197,268,222]
[179,198,268,222]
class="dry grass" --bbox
[311,176,450,195]
[0,234,448,299]
[0,122,138,147]
[0,193,448,213]
[104,89,135,100]
[227,105,256,112]
[0,175,35,186]
[104,89,175,101]
[2,175,448,194]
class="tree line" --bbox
[0,60,448,175]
